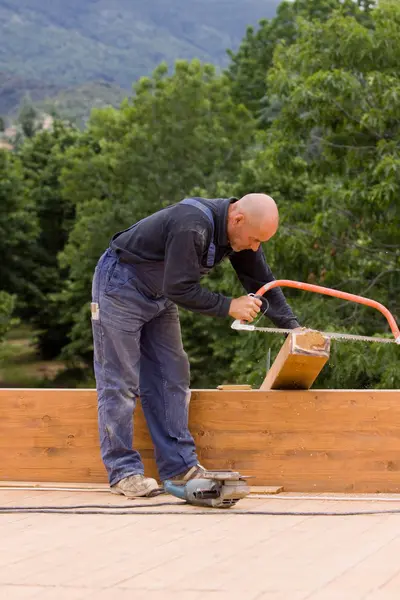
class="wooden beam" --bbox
[1,388,400,492]
[0,481,109,492]
[260,330,330,390]
[0,480,283,495]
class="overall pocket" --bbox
[104,261,137,295]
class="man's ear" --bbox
[234,213,245,226]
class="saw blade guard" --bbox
[232,280,400,344]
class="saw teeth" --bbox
[232,324,396,344]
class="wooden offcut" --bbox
[1,388,400,493]
[249,486,283,495]
[217,384,252,390]
[260,330,330,390]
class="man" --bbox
[91,193,300,498]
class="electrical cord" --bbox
[3,488,400,516]
[3,503,400,516]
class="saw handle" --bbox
[232,280,400,344]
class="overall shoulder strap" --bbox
[180,198,216,267]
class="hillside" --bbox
[0,72,62,117]
[36,81,128,128]
[0,0,280,90]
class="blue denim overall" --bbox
[91,199,215,485]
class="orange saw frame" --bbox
[233,280,400,344]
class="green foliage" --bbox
[0,149,38,310]
[16,121,82,358]
[226,0,371,121]
[223,1,400,389]
[16,96,40,139]
[57,59,255,363]
[0,292,16,343]
[1,0,398,392]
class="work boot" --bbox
[167,464,206,485]
[110,474,159,498]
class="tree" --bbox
[0,149,38,313]
[226,0,370,121]
[17,121,81,358]
[219,1,400,389]
[57,59,255,369]
[15,96,42,141]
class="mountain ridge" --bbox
[0,0,280,87]
[0,0,280,119]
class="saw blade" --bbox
[231,323,398,344]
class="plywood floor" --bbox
[2,488,400,599]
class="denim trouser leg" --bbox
[139,303,198,480]
[91,250,198,486]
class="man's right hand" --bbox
[228,295,262,323]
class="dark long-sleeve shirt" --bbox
[110,197,300,329]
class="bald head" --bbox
[227,193,279,252]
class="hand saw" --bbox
[231,280,400,345]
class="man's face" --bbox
[228,214,277,252]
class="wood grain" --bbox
[260,330,330,390]
[1,388,400,492]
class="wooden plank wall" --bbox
[1,388,400,492]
